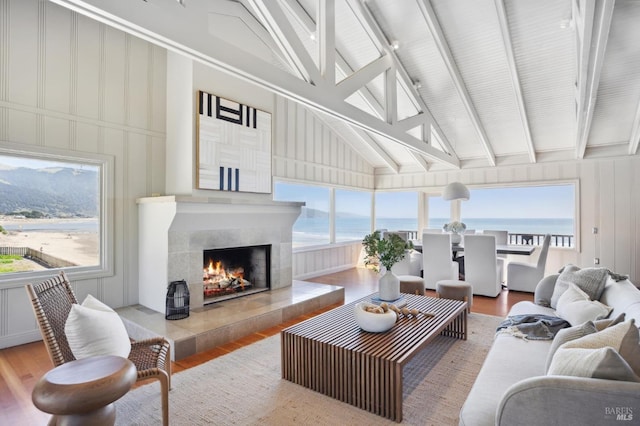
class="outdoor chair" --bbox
[25,271,171,426]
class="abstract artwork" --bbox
[196,90,272,193]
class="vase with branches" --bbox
[362,231,413,301]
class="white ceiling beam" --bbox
[396,113,426,133]
[416,0,496,166]
[347,0,457,157]
[628,100,640,155]
[494,0,536,163]
[317,0,335,85]
[575,0,613,159]
[247,0,323,86]
[50,0,458,167]
[385,66,397,124]
[408,150,430,172]
[280,0,385,119]
[335,55,392,99]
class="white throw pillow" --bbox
[561,319,640,376]
[555,283,612,326]
[548,347,640,382]
[550,265,608,309]
[64,294,131,359]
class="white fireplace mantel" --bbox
[137,195,303,313]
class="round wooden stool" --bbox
[32,355,137,426]
[436,279,472,313]
[398,275,425,295]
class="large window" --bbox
[0,144,113,282]
[274,182,373,247]
[335,189,371,243]
[429,183,576,246]
[274,182,330,247]
[375,192,418,232]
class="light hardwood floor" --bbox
[0,268,532,425]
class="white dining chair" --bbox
[482,230,508,245]
[391,249,422,276]
[482,230,508,282]
[463,234,504,297]
[507,234,551,293]
[422,232,458,290]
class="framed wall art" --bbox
[196,90,272,194]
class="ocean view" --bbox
[294,217,574,246]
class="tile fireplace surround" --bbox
[137,195,304,314]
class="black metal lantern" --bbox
[165,280,190,320]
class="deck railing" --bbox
[398,230,574,248]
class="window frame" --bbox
[0,142,114,285]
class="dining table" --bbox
[412,242,536,256]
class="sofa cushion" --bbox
[548,347,640,382]
[600,278,640,326]
[594,312,626,331]
[550,265,608,308]
[560,319,640,376]
[459,333,551,426]
[64,294,131,360]
[545,321,597,372]
[555,283,612,326]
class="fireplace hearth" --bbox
[203,245,271,304]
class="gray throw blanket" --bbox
[496,314,570,341]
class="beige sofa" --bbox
[459,272,640,426]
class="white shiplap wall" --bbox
[0,0,166,348]
[273,96,375,189]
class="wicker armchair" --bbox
[26,271,171,426]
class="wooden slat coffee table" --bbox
[281,293,467,422]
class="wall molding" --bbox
[0,101,165,139]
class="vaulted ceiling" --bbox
[53,0,640,174]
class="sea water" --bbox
[294,217,574,245]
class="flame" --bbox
[206,260,223,275]
[204,260,244,281]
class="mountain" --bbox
[0,164,99,217]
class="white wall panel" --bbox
[273,97,374,189]
[44,115,70,149]
[7,110,37,144]
[127,37,150,129]
[76,15,101,120]
[44,4,71,114]
[103,28,126,125]
[0,0,166,348]
[8,0,38,106]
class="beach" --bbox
[0,217,99,267]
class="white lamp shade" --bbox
[442,182,470,201]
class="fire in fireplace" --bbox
[202,244,271,304]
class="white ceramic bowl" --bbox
[354,301,397,333]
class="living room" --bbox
[2,0,640,424]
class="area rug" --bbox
[115,313,502,425]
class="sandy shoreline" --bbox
[0,219,99,266]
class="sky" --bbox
[0,154,76,170]
[275,182,575,220]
